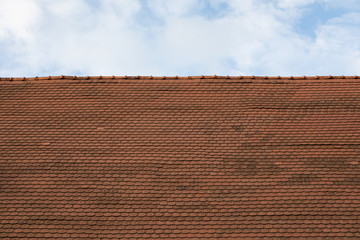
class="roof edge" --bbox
[0,75,359,82]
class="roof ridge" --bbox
[0,75,359,82]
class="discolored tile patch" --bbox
[220,156,283,176]
[278,174,320,185]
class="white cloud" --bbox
[147,0,200,17]
[0,0,359,77]
[0,0,41,40]
[277,0,316,9]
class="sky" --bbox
[1,0,360,77]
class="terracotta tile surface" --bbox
[1,75,360,239]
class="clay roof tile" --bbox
[1,75,360,239]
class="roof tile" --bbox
[1,76,360,238]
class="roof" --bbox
[1,75,360,239]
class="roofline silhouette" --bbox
[0,75,358,82]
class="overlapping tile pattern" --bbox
[1,75,360,239]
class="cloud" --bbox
[0,0,41,40]
[277,0,316,9]
[0,0,359,77]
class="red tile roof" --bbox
[1,75,360,239]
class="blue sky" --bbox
[1,0,360,77]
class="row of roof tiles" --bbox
[1,75,360,81]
